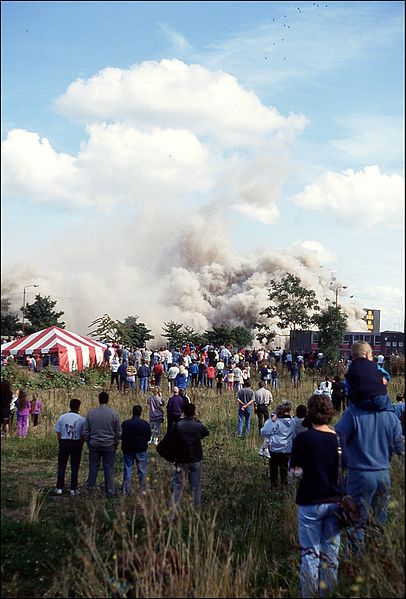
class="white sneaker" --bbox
[263,448,271,459]
[56,488,63,495]
[153,438,159,446]
[70,489,80,496]
[258,448,264,457]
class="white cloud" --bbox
[293,241,335,264]
[291,165,404,230]
[1,124,216,209]
[1,129,85,204]
[158,22,193,55]
[54,59,307,146]
[3,59,307,219]
[329,115,404,167]
[233,202,280,225]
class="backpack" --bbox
[156,424,188,463]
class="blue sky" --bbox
[1,1,404,337]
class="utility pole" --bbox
[22,284,39,335]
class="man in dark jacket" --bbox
[121,405,151,494]
[171,403,209,511]
[166,387,187,431]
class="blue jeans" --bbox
[150,419,162,439]
[127,380,136,392]
[346,468,391,543]
[271,379,279,390]
[122,451,148,493]
[237,409,252,435]
[139,377,149,393]
[298,503,341,598]
[171,461,202,509]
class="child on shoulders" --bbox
[345,341,393,412]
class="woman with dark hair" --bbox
[0,379,13,438]
[289,394,345,598]
[16,389,31,438]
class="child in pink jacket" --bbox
[17,389,31,437]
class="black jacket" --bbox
[175,417,209,463]
[121,416,151,453]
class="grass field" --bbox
[1,373,404,598]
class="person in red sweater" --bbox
[153,360,164,387]
[206,365,215,388]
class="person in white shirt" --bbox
[168,364,180,392]
[319,376,332,398]
[377,354,385,367]
[164,349,172,372]
[216,359,225,372]
[110,356,120,390]
[54,399,85,496]
[233,366,243,391]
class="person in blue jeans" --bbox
[137,360,151,394]
[236,379,255,436]
[337,340,404,547]
[121,405,151,494]
[289,394,344,598]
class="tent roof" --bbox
[1,326,106,356]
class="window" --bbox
[393,342,397,347]
[374,336,381,345]
[386,342,391,347]
[399,342,404,348]
[354,335,361,341]
[311,333,319,343]
[364,335,370,343]
[343,335,349,343]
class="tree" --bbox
[253,322,276,345]
[205,325,234,347]
[162,321,186,349]
[230,325,253,349]
[182,326,206,348]
[88,314,123,344]
[260,273,319,333]
[1,297,21,337]
[123,316,154,348]
[89,314,154,347]
[23,294,65,334]
[313,305,348,366]
[204,325,253,349]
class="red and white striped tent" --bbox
[1,326,106,373]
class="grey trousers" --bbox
[87,445,116,497]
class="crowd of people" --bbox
[100,341,360,397]
[0,339,405,598]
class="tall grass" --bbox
[1,372,404,598]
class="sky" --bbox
[1,0,404,341]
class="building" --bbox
[380,331,405,356]
[364,308,381,333]
[290,329,404,358]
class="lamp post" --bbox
[22,284,39,335]
[335,285,347,307]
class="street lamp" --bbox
[22,284,39,335]
[334,285,347,307]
